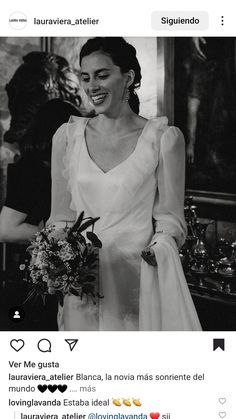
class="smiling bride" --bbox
[48,37,202,331]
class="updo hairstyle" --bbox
[79,37,142,114]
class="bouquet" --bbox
[20,212,103,306]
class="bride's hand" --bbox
[141,245,157,266]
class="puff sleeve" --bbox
[47,123,76,228]
[139,124,201,330]
[152,126,187,248]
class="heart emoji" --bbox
[150,413,160,419]
[58,385,67,393]
[38,385,47,393]
[219,413,226,418]
[48,385,57,393]
[10,339,25,352]
[219,398,226,405]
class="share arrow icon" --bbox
[65,339,78,351]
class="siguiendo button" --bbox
[151,11,209,31]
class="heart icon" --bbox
[219,398,226,405]
[48,385,58,393]
[38,385,47,393]
[10,339,25,352]
[150,413,160,419]
[219,413,226,418]
[58,384,67,393]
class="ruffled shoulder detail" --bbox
[143,117,184,156]
[144,116,169,152]
[53,117,89,211]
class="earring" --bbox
[123,87,130,102]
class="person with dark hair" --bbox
[0,100,81,243]
[0,54,82,331]
[79,37,142,115]
[0,52,81,244]
[2,52,81,161]
[49,37,201,331]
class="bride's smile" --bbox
[49,37,201,331]
[80,51,130,117]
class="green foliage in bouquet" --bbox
[21,212,103,306]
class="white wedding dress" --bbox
[48,116,202,331]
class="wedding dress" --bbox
[48,116,202,331]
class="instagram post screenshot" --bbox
[0,1,235,418]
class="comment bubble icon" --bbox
[37,338,51,352]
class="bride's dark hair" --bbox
[79,37,142,114]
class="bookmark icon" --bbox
[213,339,225,351]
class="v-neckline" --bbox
[82,118,150,175]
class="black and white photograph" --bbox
[0,37,235,332]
